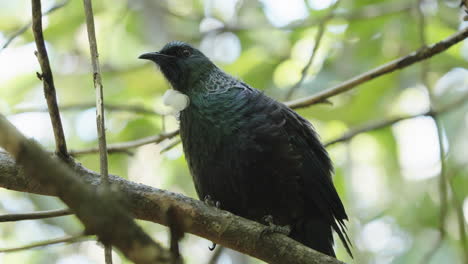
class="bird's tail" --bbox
[290,217,336,257]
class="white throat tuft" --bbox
[162,89,190,114]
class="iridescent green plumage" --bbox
[140,41,352,258]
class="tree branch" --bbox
[82,0,113,260]
[285,26,468,109]
[0,115,171,264]
[0,0,69,53]
[0,234,89,253]
[13,102,164,116]
[324,92,468,147]
[0,153,344,264]
[69,130,178,155]
[0,208,72,222]
[82,0,109,185]
[31,0,68,157]
[284,0,341,100]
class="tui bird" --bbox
[139,41,352,258]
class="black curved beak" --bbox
[138,52,174,63]
[138,52,160,60]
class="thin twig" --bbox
[0,234,89,253]
[0,0,69,53]
[13,102,164,116]
[324,92,468,147]
[419,117,449,264]
[209,3,412,34]
[284,0,341,100]
[449,168,468,262]
[82,0,109,185]
[69,130,178,155]
[416,6,450,263]
[285,26,468,109]
[0,208,72,222]
[160,138,181,154]
[82,0,112,261]
[324,115,414,147]
[31,0,68,157]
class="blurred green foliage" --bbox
[1,0,467,263]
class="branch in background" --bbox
[69,130,178,155]
[0,152,345,264]
[0,208,72,222]
[31,0,68,157]
[82,0,117,261]
[0,115,171,264]
[448,166,468,262]
[415,5,452,263]
[342,2,412,21]
[325,91,468,147]
[285,26,468,109]
[284,0,341,100]
[0,234,89,253]
[209,3,412,34]
[0,0,69,53]
[13,102,164,116]
[160,138,181,154]
[82,0,109,185]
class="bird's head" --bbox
[139,41,216,92]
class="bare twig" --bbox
[342,3,412,21]
[0,115,171,264]
[160,138,182,154]
[13,102,164,116]
[69,130,178,155]
[284,0,341,100]
[208,3,412,34]
[0,234,89,253]
[31,0,68,157]
[416,7,450,262]
[82,0,109,186]
[324,115,415,147]
[449,168,468,262]
[285,26,468,109]
[82,0,112,261]
[0,208,72,222]
[0,0,69,53]
[325,92,468,147]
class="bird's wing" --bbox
[216,85,352,255]
[280,106,352,255]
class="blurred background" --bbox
[1,0,468,263]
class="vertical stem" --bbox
[82,0,109,185]
[82,0,111,262]
[31,0,68,157]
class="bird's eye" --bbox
[181,49,192,57]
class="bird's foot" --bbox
[261,215,291,237]
[203,195,220,251]
[208,242,216,251]
[204,195,221,209]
